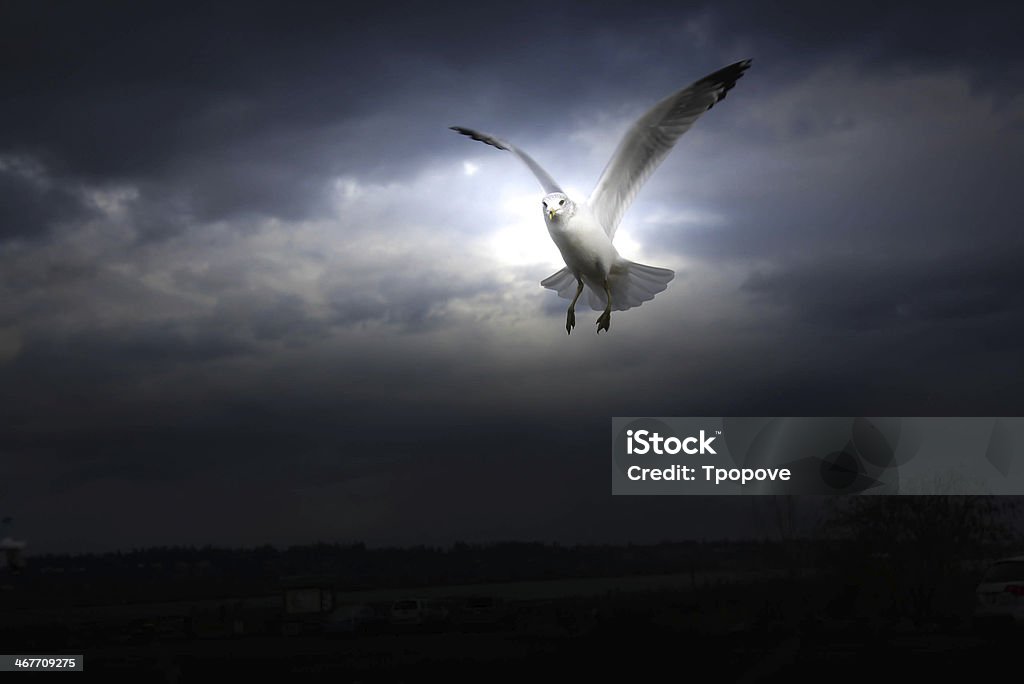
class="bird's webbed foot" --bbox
[596,309,611,334]
[566,308,576,335]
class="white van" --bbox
[974,555,1024,631]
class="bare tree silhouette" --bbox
[822,494,1021,626]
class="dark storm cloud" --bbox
[5,1,1018,234]
[693,0,1024,94]
[0,158,97,242]
[16,320,255,376]
[4,1,711,229]
[743,248,1024,333]
[2,0,1024,552]
[326,269,506,330]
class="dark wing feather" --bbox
[450,126,563,195]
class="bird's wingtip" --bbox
[702,59,754,109]
[449,127,509,151]
[450,125,479,138]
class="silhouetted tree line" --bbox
[5,498,1021,619]
[4,539,813,607]
[819,495,1023,624]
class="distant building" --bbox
[279,576,336,636]
[0,537,27,571]
[284,586,334,615]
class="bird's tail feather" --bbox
[540,267,578,299]
[541,260,674,312]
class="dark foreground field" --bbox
[47,617,1024,682]
[4,573,1022,682]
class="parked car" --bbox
[974,555,1024,632]
[324,603,384,635]
[389,598,450,629]
[452,596,513,631]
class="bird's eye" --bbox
[559,199,565,206]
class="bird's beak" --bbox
[548,209,556,220]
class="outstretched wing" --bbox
[588,59,752,238]
[450,126,563,194]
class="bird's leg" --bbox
[566,278,584,335]
[596,279,612,334]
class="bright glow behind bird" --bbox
[488,186,590,268]
[451,59,752,335]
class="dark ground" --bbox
[3,567,1021,681]
[30,612,1024,682]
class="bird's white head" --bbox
[541,192,574,223]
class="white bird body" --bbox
[543,199,615,286]
[452,59,752,334]
[541,195,670,316]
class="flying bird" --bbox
[452,59,752,334]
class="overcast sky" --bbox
[2,1,1023,553]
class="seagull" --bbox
[452,59,752,334]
